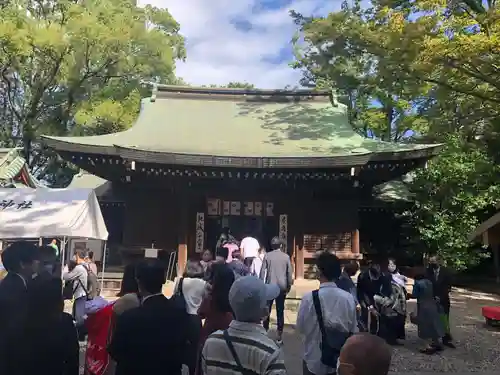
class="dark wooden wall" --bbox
[117,181,361,278]
[122,188,179,251]
[292,199,359,279]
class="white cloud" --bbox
[138,0,337,89]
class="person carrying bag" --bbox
[312,290,352,369]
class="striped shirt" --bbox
[201,320,287,375]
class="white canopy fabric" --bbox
[0,188,109,240]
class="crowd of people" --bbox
[0,232,455,375]
[353,256,455,354]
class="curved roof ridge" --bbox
[155,84,330,96]
[153,85,333,103]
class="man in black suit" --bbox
[357,262,383,333]
[108,259,190,375]
[0,241,40,375]
[426,255,456,348]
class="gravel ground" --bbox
[79,287,500,375]
[278,287,500,375]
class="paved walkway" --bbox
[78,285,500,375]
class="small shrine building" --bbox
[0,148,40,188]
[42,86,441,278]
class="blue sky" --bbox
[138,0,336,88]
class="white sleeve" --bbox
[349,298,358,333]
[296,293,312,334]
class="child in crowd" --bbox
[200,249,213,272]
[387,258,408,288]
[250,246,266,277]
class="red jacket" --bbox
[85,304,114,375]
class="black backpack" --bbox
[82,264,100,300]
[63,264,100,300]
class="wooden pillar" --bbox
[493,243,500,284]
[295,241,304,279]
[351,228,360,254]
[291,190,304,279]
[484,230,499,284]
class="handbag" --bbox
[312,290,352,368]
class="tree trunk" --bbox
[23,127,33,166]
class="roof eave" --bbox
[468,211,500,242]
[43,136,443,169]
[369,144,443,162]
[115,145,375,168]
[41,136,119,156]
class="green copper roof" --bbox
[0,148,41,188]
[373,174,414,202]
[0,148,25,179]
[42,86,441,168]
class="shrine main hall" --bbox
[42,85,440,278]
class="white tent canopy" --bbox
[0,188,108,240]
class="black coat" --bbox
[0,274,79,375]
[425,266,452,308]
[108,294,190,375]
[356,270,383,308]
[24,313,80,375]
[0,273,30,375]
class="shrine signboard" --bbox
[206,198,274,217]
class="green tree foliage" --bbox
[291,0,500,269]
[409,136,500,270]
[225,82,255,89]
[291,2,429,141]
[0,0,185,167]
[203,82,256,89]
[360,0,499,105]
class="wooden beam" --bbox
[351,229,360,254]
[494,245,500,284]
[177,243,187,277]
[296,243,304,279]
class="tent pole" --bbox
[60,237,67,281]
[101,241,107,290]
